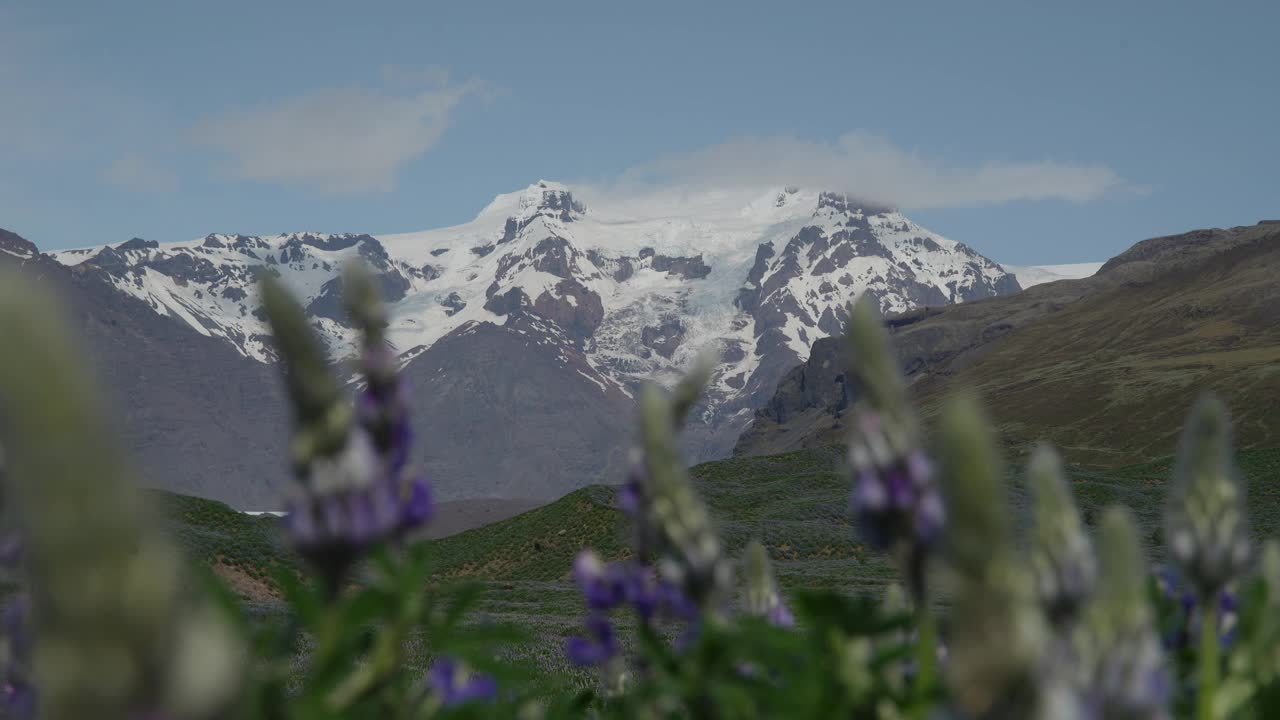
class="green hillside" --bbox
[425,445,1280,590]
[160,445,1280,589]
[159,444,1280,674]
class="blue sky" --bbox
[1,0,1276,263]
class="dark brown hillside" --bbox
[736,221,1280,466]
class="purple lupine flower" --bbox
[766,602,795,628]
[848,417,943,551]
[262,268,434,583]
[1154,565,1237,651]
[617,562,697,624]
[573,551,629,611]
[1085,639,1172,720]
[283,442,433,568]
[427,657,497,705]
[570,551,697,623]
[566,614,619,667]
[843,299,944,602]
[352,341,415,476]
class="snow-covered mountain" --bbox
[52,181,1023,469]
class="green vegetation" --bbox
[158,445,1280,675]
[148,490,295,601]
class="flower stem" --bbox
[1197,602,1219,720]
[913,602,937,703]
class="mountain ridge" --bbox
[7,180,1062,506]
[45,180,1025,462]
[734,220,1280,465]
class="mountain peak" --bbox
[117,237,161,251]
[478,180,586,224]
[0,228,39,259]
[814,191,895,218]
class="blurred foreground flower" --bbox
[842,298,943,601]
[427,657,497,706]
[1163,394,1250,720]
[1165,394,1251,601]
[565,359,736,701]
[742,540,794,628]
[1027,444,1096,627]
[631,358,732,614]
[261,265,431,589]
[0,271,244,720]
[936,392,1051,718]
[1078,507,1171,720]
[1154,567,1238,652]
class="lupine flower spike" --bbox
[742,540,794,628]
[634,359,732,616]
[618,355,715,560]
[0,272,244,720]
[936,392,1051,719]
[1163,394,1249,720]
[262,269,430,590]
[1078,507,1171,720]
[565,359,726,690]
[1027,444,1096,628]
[843,297,943,601]
[1154,566,1238,652]
[1165,393,1251,601]
[427,657,497,706]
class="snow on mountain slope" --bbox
[51,181,1022,448]
[1005,262,1103,288]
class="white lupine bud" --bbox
[1027,444,1096,625]
[1164,394,1251,599]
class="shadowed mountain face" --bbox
[2,229,292,509]
[3,227,639,506]
[736,221,1280,465]
[400,312,636,501]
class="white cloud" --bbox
[190,69,484,194]
[605,131,1136,210]
[103,154,178,193]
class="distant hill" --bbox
[735,221,1280,466]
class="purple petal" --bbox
[565,636,609,666]
[851,472,888,513]
[767,601,795,628]
[399,477,433,528]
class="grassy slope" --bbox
[908,228,1280,467]
[165,446,1280,636]
[738,223,1280,469]
[161,445,1280,582]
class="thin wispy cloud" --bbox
[606,131,1139,210]
[103,154,178,193]
[190,68,486,194]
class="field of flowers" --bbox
[2,261,1280,719]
